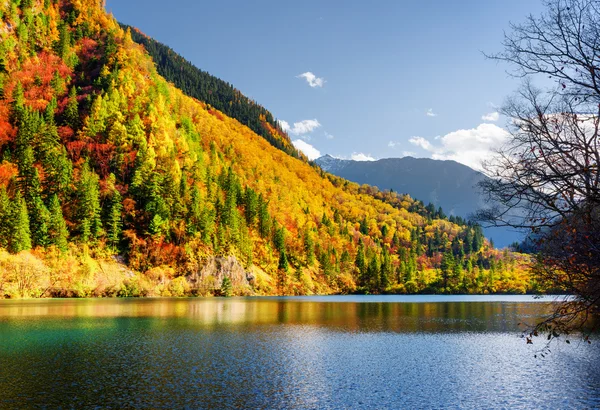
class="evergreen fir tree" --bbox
[63,86,80,129]
[355,239,366,280]
[76,162,103,242]
[0,187,10,249]
[105,186,123,250]
[47,194,69,251]
[8,191,32,253]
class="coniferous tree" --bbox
[355,239,366,281]
[63,86,80,129]
[257,194,271,238]
[273,224,286,253]
[47,194,69,251]
[8,191,32,253]
[18,146,50,248]
[440,251,455,291]
[304,229,315,265]
[359,216,369,235]
[76,162,103,242]
[187,185,202,235]
[380,248,392,290]
[0,187,10,249]
[105,185,123,250]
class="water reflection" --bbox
[0,296,556,333]
[0,297,598,409]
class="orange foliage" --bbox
[0,162,18,188]
[0,102,16,148]
[3,52,72,112]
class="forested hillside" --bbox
[315,155,521,247]
[0,0,535,298]
[122,23,299,159]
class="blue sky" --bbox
[106,0,544,170]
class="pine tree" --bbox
[359,216,369,235]
[105,186,123,250]
[304,229,315,265]
[76,162,103,242]
[63,86,80,129]
[273,224,286,253]
[355,239,366,279]
[380,248,392,291]
[0,187,10,249]
[18,145,50,248]
[278,248,289,271]
[257,194,271,238]
[8,191,32,253]
[244,187,258,226]
[47,194,69,251]
[440,251,455,291]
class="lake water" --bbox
[0,295,598,409]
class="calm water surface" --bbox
[0,295,598,409]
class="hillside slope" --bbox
[0,0,533,297]
[315,155,522,247]
[122,23,299,160]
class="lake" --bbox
[0,295,598,409]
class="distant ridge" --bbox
[315,155,522,247]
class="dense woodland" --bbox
[0,0,537,298]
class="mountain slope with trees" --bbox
[121,23,299,159]
[0,0,534,298]
[315,155,522,247]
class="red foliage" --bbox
[77,38,101,62]
[3,52,72,112]
[89,142,115,178]
[0,102,16,148]
[0,162,18,188]
[66,140,87,161]
[121,150,137,180]
[58,126,75,142]
[122,198,137,215]
[207,109,225,121]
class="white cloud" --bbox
[351,152,376,161]
[402,151,416,157]
[482,112,500,122]
[388,141,398,148]
[278,119,321,136]
[409,123,510,171]
[325,132,334,140]
[297,72,325,88]
[408,136,434,151]
[278,120,290,132]
[426,108,437,117]
[293,139,321,160]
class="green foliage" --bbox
[220,276,232,297]
[104,183,122,250]
[8,191,32,253]
[76,162,103,242]
[63,86,79,129]
[0,1,535,298]
[48,194,69,251]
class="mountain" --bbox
[0,0,533,298]
[315,155,521,247]
[121,24,300,160]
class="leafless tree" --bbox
[477,0,600,339]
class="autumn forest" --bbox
[0,0,539,298]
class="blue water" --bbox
[0,296,598,409]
